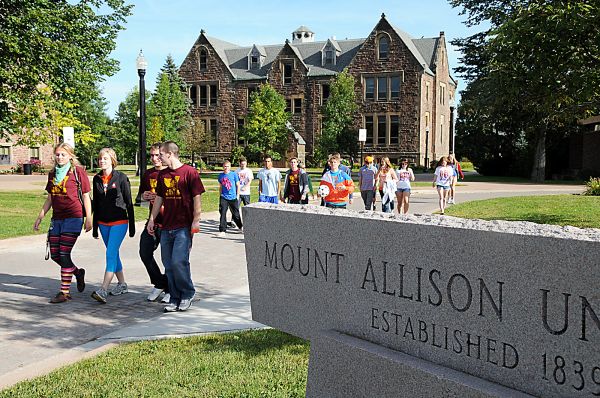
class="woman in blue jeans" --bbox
[91,148,135,303]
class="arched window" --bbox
[378,35,389,60]
[199,48,207,71]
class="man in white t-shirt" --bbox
[257,155,281,204]
[235,156,254,206]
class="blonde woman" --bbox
[375,157,398,213]
[396,159,415,214]
[91,148,135,304]
[432,156,454,215]
[33,143,92,303]
[447,153,464,204]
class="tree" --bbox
[451,0,600,180]
[148,55,191,146]
[0,0,133,142]
[111,87,151,165]
[241,84,289,161]
[315,70,358,163]
[181,118,213,166]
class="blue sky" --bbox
[100,0,479,117]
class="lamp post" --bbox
[449,99,456,155]
[424,127,430,171]
[136,50,148,177]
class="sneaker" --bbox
[448,198,454,204]
[91,288,108,304]
[178,298,193,311]
[160,293,171,303]
[217,231,226,238]
[109,282,128,296]
[50,292,71,303]
[75,268,86,292]
[147,287,164,302]
[239,226,244,234]
[164,303,178,313]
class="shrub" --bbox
[583,177,600,196]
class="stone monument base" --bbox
[306,330,534,398]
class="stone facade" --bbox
[0,135,54,169]
[179,14,456,166]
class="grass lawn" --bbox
[0,329,309,398]
[445,194,600,229]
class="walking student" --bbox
[282,157,309,204]
[257,155,281,203]
[447,153,464,204]
[433,156,453,215]
[396,158,415,214]
[319,154,354,209]
[138,143,170,303]
[34,143,92,303]
[217,160,243,237]
[235,156,253,207]
[358,155,377,210]
[375,156,398,213]
[91,148,135,304]
[147,141,205,312]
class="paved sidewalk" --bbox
[0,178,584,389]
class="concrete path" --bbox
[0,175,584,389]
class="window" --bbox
[198,83,218,107]
[441,115,445,146]
[293,98,302,114]
[199,48,207,71]
[390,76,400,99]
[236,118,245,146]
[378,36,389,59]
[247,86,259,106]
[377,77,387,101]
[30,147,40,159]
[365,116,374,145]
[210,119,218,144]
[365,78,375,100]
[425,112,430,129]
[189,85,198,106]
[283,62,293,85]
[378,116,387,146]
[285,99,292,113]
[426,82,430,101]
[440,83,446,105]
[324,50,334,65]
[0,146,10,165]
[321,84,330,104]
[250,56,259,69]
[390,116,400,145]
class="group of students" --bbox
[35,141,204,313]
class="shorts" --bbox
[49,217,83,236]
[436,185,451,190]
[396,188,411,193]
[259,195,279,204]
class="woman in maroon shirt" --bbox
[33,143,92,303]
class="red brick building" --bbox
[0,135,55,170]
[179,14,456,166]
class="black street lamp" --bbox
[424,126,430,171]
[136,50,148,178]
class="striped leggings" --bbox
[49,233,80,294]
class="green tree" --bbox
[451,0,600,181]
[0,0,133,142]
[315,70,358,163]
[241,84,289,161]
[181,118,212,166]
[111,87,151,165]
[148,55,191,146]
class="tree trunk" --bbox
[530,126,546,182]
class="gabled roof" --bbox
[248,44,267,57]
[287,42,309,71]
[204,34,242,77]
[412,37,438,70]
[322,38,342,53]
[389,25,434,76]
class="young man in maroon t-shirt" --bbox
[281,157,309,204]
[138,143,170,303]
[147,141,205,312]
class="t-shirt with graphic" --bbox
[434,166,453,187]
[236,167,254,195]
[359,165,378,191]
[45,165,91,220]
[139,167,163,225]
[218,171,239,200]
[396,167,415,190]
[155,164,205,230]
[287,169,301,201]
[257,168,281,197]
[320,169,355,206]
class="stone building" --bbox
[0,136,54,170]
[179,13,456,166]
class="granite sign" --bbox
[243,204,600,397]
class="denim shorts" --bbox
[259,195,279,204]
[396,188,411,193]
[436,185,451,190]
[49,218,83,235]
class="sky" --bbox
[100,0,479,117]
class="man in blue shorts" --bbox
[257,155,281,203]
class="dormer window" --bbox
[324,50,334,65]
[378,35,389,60]
[247,45,266,70]
[321,39,340,67]
[250,56,259,69]
[198,48,208,71]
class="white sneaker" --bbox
[160,293,171,303]
[164,303,178,313]
[147,287,164,302]
[178,298,193,311]
[217,231,226,238]
[109,282,128,296]
[448,198,454,204]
